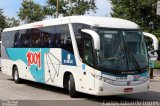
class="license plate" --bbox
[123,88,133,92]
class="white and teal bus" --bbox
[1,16,149,97]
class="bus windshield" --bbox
[95,28,148,74]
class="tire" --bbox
[13,67,21,83]
[69,74,77,98]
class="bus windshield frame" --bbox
[94,28,149,75]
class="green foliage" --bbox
[111,0,160,39]
[0,8,20,35]
[18,0,45,23]
[0,8,7,32]
[66,0,97,16]
[43,0,67,17]
[6,17,20,28]
[18,0,96,23]
[44,0,97,17]
[153,60,160,69]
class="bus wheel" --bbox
[13,67,21,83]
[69,74,77,98]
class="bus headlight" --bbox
[95,75,115,84]
[141,75,150,82]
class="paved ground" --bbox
[153,69,160,80]
[0,71,160,106]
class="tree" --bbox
[18,0,97,22]
[0,8,19,35]
[65,0,97,16]
[6,17,20,27]
[0,8,7,32]
[18,0,45,23]
[44,0,97,17]
[111,0,160,39]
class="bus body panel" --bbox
[94,79,149,96]
[2,48,78,87]
[94,70,149,96]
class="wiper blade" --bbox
[125,48,142,72]
[119,33,143,72]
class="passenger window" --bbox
[42,32,50,48]
[2,31,15,48]
[14,31,21,47]
[20,30,29,47]
[30,29,41,48]
[56,25,73,53]
[41,24,74,53]
[5,24,74,52]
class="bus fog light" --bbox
[99,86,103,91]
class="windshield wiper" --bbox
[124,47,142,72]
[120,33,143,72]
[114,34,129,70]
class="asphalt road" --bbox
[0,72,160,106]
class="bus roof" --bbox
[3,16,140,32]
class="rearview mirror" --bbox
[143,32,159,51]
[81,29,100,50]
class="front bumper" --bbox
[94,79,150,96]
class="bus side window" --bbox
[49,34,54,48]
[19,30,29,48]
[56,33,61,48]
[2,31,15,48]
[42,32,56,48]
[56,24,74,54]
[40,26,56,48]
[30,29,41,48]
[24,34,30,47]
[14,31,21,47]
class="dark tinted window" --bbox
[5,24,74,53]
[56,24,73,53]
[21,29,30,47]
[40,24,73,53]
[30,29,41,48]
[14,30,21,47]
[72,23,90,57]
[2,31,15,48]
[84,38,94,66]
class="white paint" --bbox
[157,1,160,15]
[3,16,140,32]
[143,32,159,61]
[143,32,159,51]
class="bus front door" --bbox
[79,33,95,94]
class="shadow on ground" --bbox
[7,78,160,102]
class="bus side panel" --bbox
[1,42,14,76]
[44,48,78,88]
[44,48,63,87]
[1,59,14,76]
[3,47,78,89]
[5,48,49,83]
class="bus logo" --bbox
[64,54,73,64]
[26,50,41,69]
[67,54,70,60]
[133,75,140,81]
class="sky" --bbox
[0,0,112,19]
